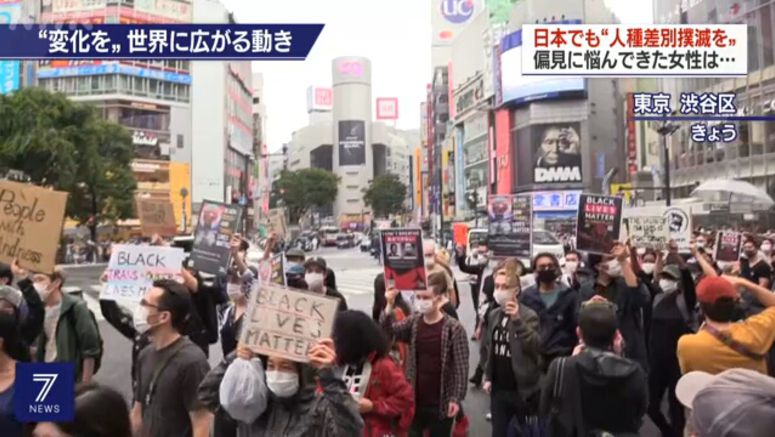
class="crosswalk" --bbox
[334,266,383,296]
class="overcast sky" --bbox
[220,0,654,153]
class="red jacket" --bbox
[362,355,415,437]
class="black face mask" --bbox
[537,269,558,284]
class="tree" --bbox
[0,88,137,241]
[273,168,339,223]
[363,173,407,218]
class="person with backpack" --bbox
[540,301,648,437]
[31,268,102,383]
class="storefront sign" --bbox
[133,131,158,147]
[376,97,399,120]
[337,60,364,77]
[52,0,106,13]
[626,93,637,174]
[454,74,485,119]
[532,191,581,211]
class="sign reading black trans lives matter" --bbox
[338,120,366,166]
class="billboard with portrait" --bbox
[516,122,583,186]
[499,22,586,105]
[338,120,366,166]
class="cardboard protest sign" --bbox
[102,244,186,302]
[268,208,287,237]
[576,194,623,255]
[0,180,68,273]
[381,229,427,292]
[190,201,243,275]
[625,216,669,250]
[715,231,742,262]
[137,199,177,237]
[240,284,339,362]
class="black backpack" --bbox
[67,301,104,374]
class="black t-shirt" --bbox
[491,314,517,391]
[134,337,210,437]
[741,258,772,285]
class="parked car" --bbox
[336,233,355,249]
[359,235,372,252]
[531,229,566,265]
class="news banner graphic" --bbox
[14,363,75,422]
[520,24,748,77]
[0,24,324,60]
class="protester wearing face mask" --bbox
[579,243,650,372]
[740,238,772,299]
[647,259,697,437]
[422,240,456,309]
[482,259,542,437]
[304,257,348,312]
[562,251,590,291]
[32,268,101,383]
[131,280,212,437]
[199,338,363,437]
[455,244,492,326]
[521,253,579,371]
[381,274,469,436]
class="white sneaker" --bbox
[485,412,492,421]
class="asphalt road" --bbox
[60,247,660,436]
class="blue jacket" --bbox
[520,284,579,367]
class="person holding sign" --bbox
[481,259,542,437]
[200,339,364,436]
[380,278,469,436]
[579,243,650,373]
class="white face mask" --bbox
[494,289,514,306]
[414,299,435,314]
[266,370,300,398]
[564,261,579,274]
[134,306,150,334]
[34,282,52,301]
[641,263,656,275]
[659,279,679,293]
[227,284,243,300]
[762,244,772,254]
[696,241,706,249]
[636,247,646,256]
[304,272,325,290]
[606,260,622,278]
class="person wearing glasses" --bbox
[579,243,650,373]
[520,253,579,372]
[131,279,212,437]
[540,301,648,437]
[481,259,542,437]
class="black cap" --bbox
[304,257,327,271]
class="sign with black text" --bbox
[102,245,186,302]
[191,200,242,275]
[576,194,622,254]
[381,229,427,292]
[625,216,669,250]
[715,231,742,263]
[240,284,339,362]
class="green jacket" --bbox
[35,292,101,381]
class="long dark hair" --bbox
[56,383,132,437]
[372,273,411,320]
[0,311,25,361]
[332,310,390,365]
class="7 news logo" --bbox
[15,363,75,422]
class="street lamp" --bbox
[656,120,681,206]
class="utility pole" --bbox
[656,120,680,206]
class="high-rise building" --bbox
[37,0,194,230]
[253,73,270,219]
[285,57,415,228]
[191,0,254,229]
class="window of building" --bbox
[177,134,184,149]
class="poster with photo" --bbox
[715,231,742,263]
[338,120,366,166]
[532,123,583,184]
[380,229,427,292]
[487,194,532,258]
[576,194,623,255]
[190,200,242,275]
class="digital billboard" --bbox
[499,20,586,105]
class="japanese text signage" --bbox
[0,24,324,60]
[376,97,399,120]
[102,245,185,302]
[241,284,339,362]
[522,24,748,77]
[454,74,485,118]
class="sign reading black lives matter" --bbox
[190,200,242,275]
[240,284,339,362]
[0,180,68,273]
[338,120,366,166]
[576,194,622,255]
[532,123,583,184]
[715,231,742,263]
